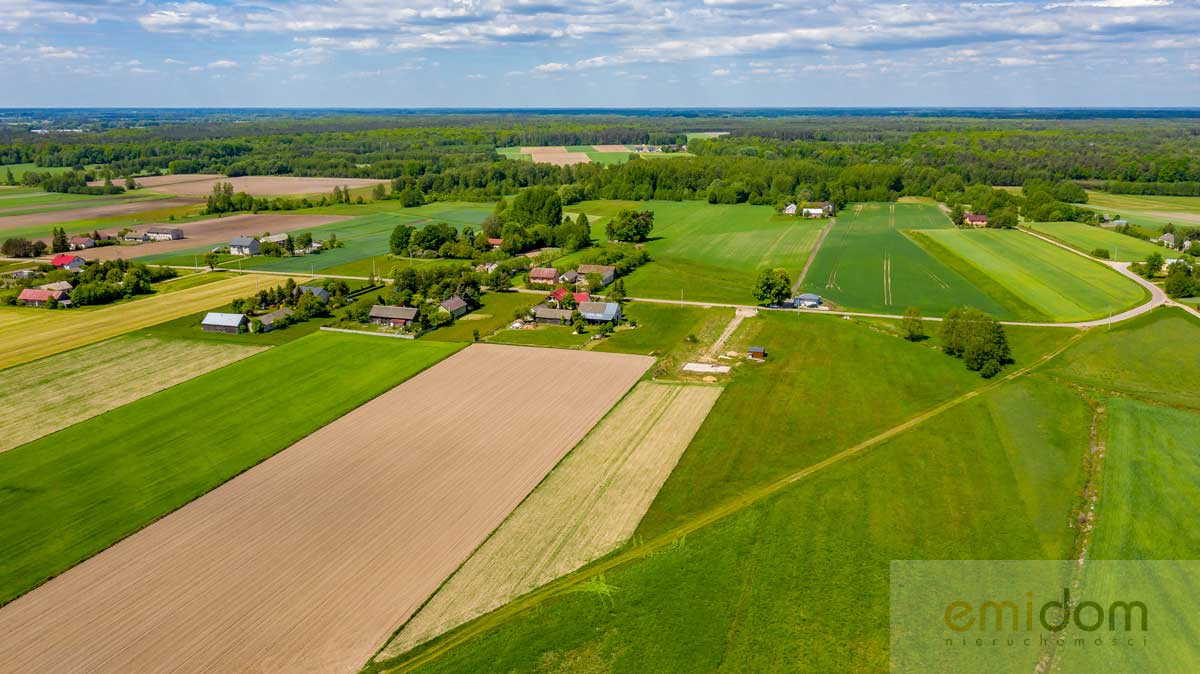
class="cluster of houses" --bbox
[367,295,469,329]
[200,285,330,333]
[223,234,322,256]
[1153,232,1190,250]
[519,262,624,328]
[16,280,75,307]
[783,202,836,218]
[528,263,617,289]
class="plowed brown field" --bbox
[0,344,652,674]
[124,175,388,197]
[0,198,202,230]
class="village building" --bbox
[368,305,418,327]
[145,227,184,241]
[68,236,95,250]
[17,288,68,308]
[229,236,260,256]
[801,202,835,218]
[550,288,590,306]
[123,231,146,242]
[486,237,503,250]
[747,346,767,360]
[795,293,822,309]
[528,267,558,285]
[440,296,468,318]
[257,307,294,332]
[295,285,330,303]
[262,233,289,245]
[1156,232,1177,248]
[964,212,988,227]
[578,301,621,323]
[201,312,247,334]
[36,280,73,292]
[576,264,616,287]
[50,254,85,271]
[11,268,40,280]
[532,306,573,325]
[559,270,579,284]
[784,203,798,216]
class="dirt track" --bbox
[0,344,652,674]
[76,213,352,261]
[0,198,202,230]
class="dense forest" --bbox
[3,113,1199,220]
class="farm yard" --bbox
[916,228,1147,322]
[381,380,722,658]
[0,344,651,673]
[799,202,1013,317]
[1024,220,1170,261]
[0,273,288,370]
[0,336,265,454]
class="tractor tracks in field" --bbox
[793,216,836,293]
[377,330,1088,674]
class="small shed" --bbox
[747,346,767,360]
[532,306,573,325]
[440,295,469,318]
[201,312,247,334]
[577,264,616,287]
[257,307,294,332]
[559,270,579,284]
[37,280,74,292]
[369,305,418,327]
[795,293,822,308]
[578,301,621,323]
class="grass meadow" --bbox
[568,200,825,304]
[1024,221,1169,262]
[389,320,1091,674]
[1083,191,1200,231]
[916,228,1147,322]
[800,202,1016,317]
[423,292,540,343]
[0,332,461,607]
[0,191,102,211]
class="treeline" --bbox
[1103,181,1200,196]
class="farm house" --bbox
[229,236,260,256]
[440,296,468,318]
[576,264,616,287]
[578,301,621,324]
[369,305,418,327]
[50,254,85,271]
[529,267,558,285]
[17,288,68,308]
[201,312,248,334]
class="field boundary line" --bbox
[376,330,1087,673]
[792,216,836,292]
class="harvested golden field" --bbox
[0,344,652,674]
[0,336,264,453]
[381,380,723,658]
[0,273,284,371]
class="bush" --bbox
[1091,248,1110,259]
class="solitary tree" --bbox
[752,268,792,306]
[901,307,925,341]
[203,251,219,270]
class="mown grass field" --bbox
[800,202,1016,317]
[916,228,1147,322]
[568,200,825,304]
[488,324,591,349]
[1024,220,1169,261]
[594,302,731,374]
[0,191,102,211]
[0,273,288,371]
[423,292,539,343]
[385,335,1090,673]
[1041,308,1200,409]
[0,332,461,607]
[0,336,265,453]
[1083,191,1200,231]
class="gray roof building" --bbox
[296,285,330,302]
[440,295,468,317]
[532,306,573,323]
[578,301,621,322]
[369,305,419,322]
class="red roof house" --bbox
[964,212,988,227]
[18,288,67,307]
[486,237,503,249]
[550,288,590,305]
[51,254,85,270]
[529,267,558,285]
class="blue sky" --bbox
[2,0,1198,107]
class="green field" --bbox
[594,302,731,373]
[800,202,1016,317]
[568,200,825,304]
[0,191,102,211]
[1042,308,1200,409]
[916,228,1147,322]
[488,324,591,349]
[382,316,1090,673]
[422,292,539,342]
[0,163,98,181]
[0,333,461,606]
[1024,221,1169,261]
[1083,191,1200,231]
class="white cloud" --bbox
[207,59,238,69]
[711,67,730,76]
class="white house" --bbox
[229,236,260,256]
[783,203,798,216]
